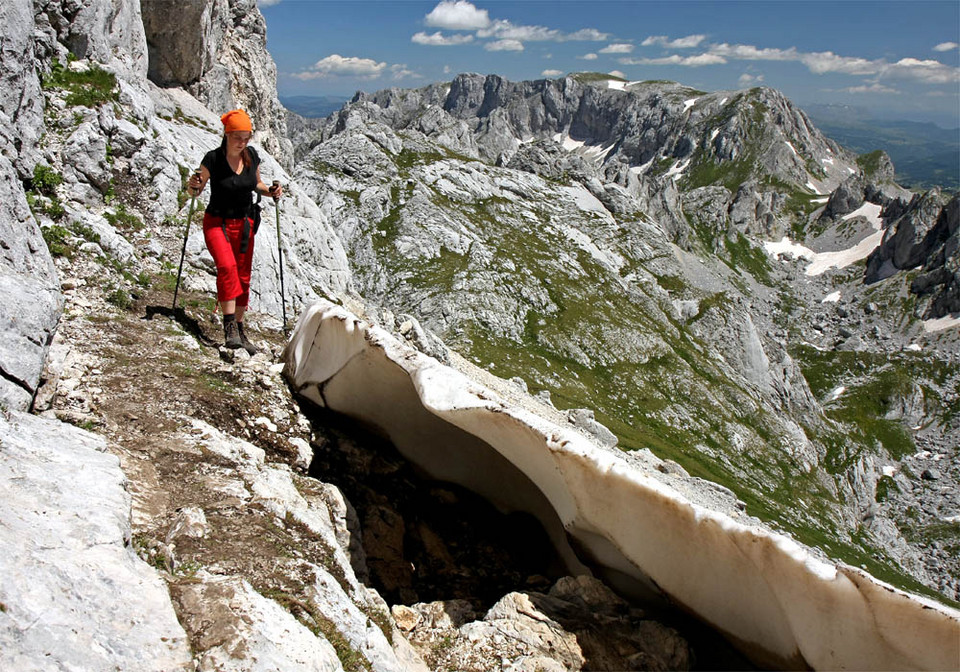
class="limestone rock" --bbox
[171,575,342,672]
[0,410,191,670]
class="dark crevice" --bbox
[0,364,35,397]
[302,405,757,671]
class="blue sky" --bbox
[261,1,960,127]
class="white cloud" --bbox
[485,39,524,52]
[642,34,706,49]
[621,53,726,67]
[934,42,959,52]
[478,19,559,42]
[390,64,421,80]
[542,69,564,77]
[609,70,626,79]
[580,53,598,61]
[563,28,611,42]
[883,58,960,84]
[258,0,281,6]
[738,73,764,86]
[443,65,452,74]
[412,31,475,46]
[838,83,900,94]
[600,43,634,54]
[799,50,879,75]
[425,1,490,30]
[293,54,387,80]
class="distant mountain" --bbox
[280,94,351,119]
[805,104,959,190]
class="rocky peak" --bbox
[141,0,292,167]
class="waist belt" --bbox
[220,215,252,255]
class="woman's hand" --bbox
[187,171,203,196]
[269,182,284,201]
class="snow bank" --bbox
[283,301,960,671]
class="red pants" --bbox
[203,213,254,307]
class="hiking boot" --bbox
[237,321,259,355]
[223,317,242,349]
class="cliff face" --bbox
[141,0,292,167]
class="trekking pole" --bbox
[172,169,201,313]
[273,180,288,333]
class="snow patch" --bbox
[766,204,884,276]
[683,98,697,112]
[822,157,835,165]
[665,159,691,180]
[822,291,841,303]
[785,141,798,157]
[629,158,654,176]
[812,197,829,204]
[710,128,720,142]
[882,466,897,477]
[906,344,922,352]
[607,80,626,90]
[922,314,960,332]
[284,301,960,672]
[825,386,846,402]
[806,181,823,195]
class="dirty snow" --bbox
[922,314,960,333]
[665,159,691,180]
[822,291,841,303]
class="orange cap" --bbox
[221,109,252,133]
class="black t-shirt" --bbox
[201,146,260,218]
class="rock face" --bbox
[867,190,960,317]
[0,410,192,670]
[141,0,292,167]
[283,300,960,671]
[0,0,61,411]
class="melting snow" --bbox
[683,98,697,111]
[806,181,823,195]
[785,141,798,157]
[285,301,960,672]
[608,80,626,90]
[629,158,654,176]
[665,159,691,180]
[882,466,898,477]
[812,197,829,204]
[719,97,728,105]
[822,291,841,303]
[766,203,884,276]
[562,136,585,151]
[922,314,960,332]
[825,386,846,402]
[710,128,720,142]
[906,344,922,352]
[822,157,835,165]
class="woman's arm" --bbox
[255,166,283,200]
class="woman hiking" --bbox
[187,109,282,354]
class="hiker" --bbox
[187,109,282,354]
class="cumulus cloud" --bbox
[258,0,282,6]
[609,70,626,79]
[293,54,387,80]
[425,0,490,30]
[485,39,524,52]
[933,42,959,52]
[542,69,564,77]
[600,43,634,54]
[642,34,706,49]
[580,53,598,60]
[883,57,959,84]
[412,31,475,46]
[738,73,764,86]
[620,53,726,67]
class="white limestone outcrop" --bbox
[283,300,960,671]
[0,410,191,670]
